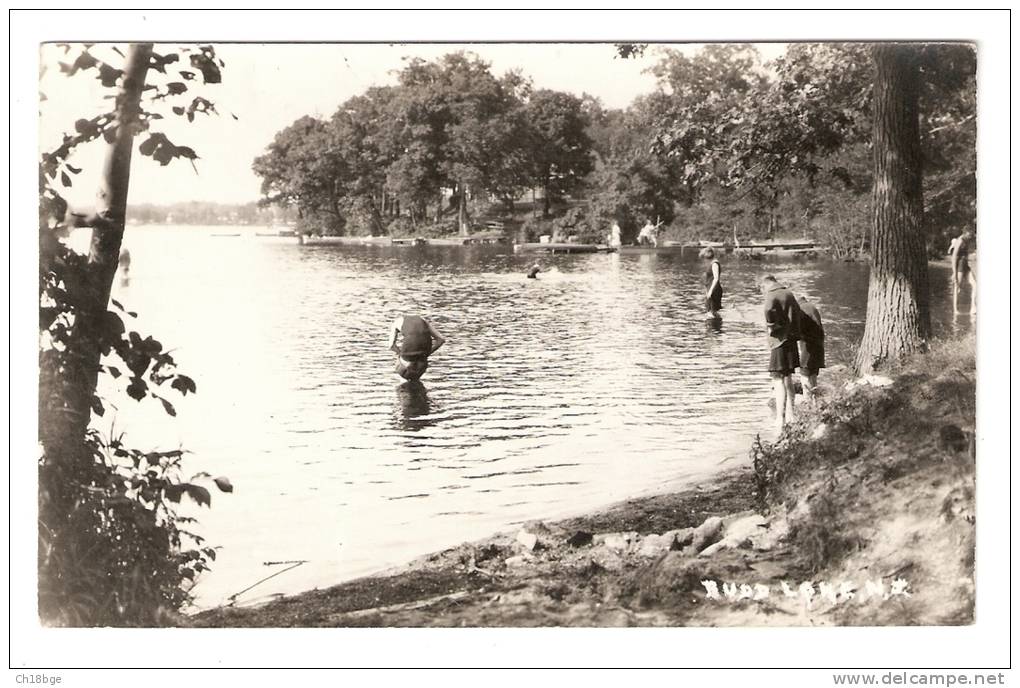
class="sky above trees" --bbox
[39,42,786,207]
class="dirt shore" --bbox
[190,337,975,628]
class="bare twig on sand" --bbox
[334,590,472,621]
[227,560,308,605]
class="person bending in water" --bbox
[527,263,541,279]
[638,219,662,247]
[949,231,976,314]
[700,247,723,318]
[387,314,445,382]
[796,294,825,400]
[762,275,803,433]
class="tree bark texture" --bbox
[458,181,469,236]
[60,43,153,445]
[855,44,932,374]
[366,195,385,236]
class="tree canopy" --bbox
[252,44,975,257]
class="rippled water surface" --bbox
[95,226,968,608]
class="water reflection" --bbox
[950,310,976,336]
[704,315,723,336]
[393,380,438,432]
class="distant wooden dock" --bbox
[619,240,825,256]
[514,242,617,254]
[294,234,823,255]
[298,234,509,247]
[300,235,390,246]
[735,241,821,253]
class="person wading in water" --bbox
[948,231,976,314]
[762,275,803,434]
[700,247,723,318]
[387,314,446,382]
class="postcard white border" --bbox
[7,7,1013,674]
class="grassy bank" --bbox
[191,336,975,627]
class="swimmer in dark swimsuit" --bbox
[527,263,541,279]
[949,231,976,314]
[699,247,722,318]
[387,314,445,382]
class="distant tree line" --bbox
[128,200,296,226]
[252,45,975,256]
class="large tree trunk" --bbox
[458,181,470,236]
[41,43,153,517]
[69,43,153,438]
[542,178,551,218]
[88,44,152,310]
[327,184,343,235]
[365,195,385,236]
[854,44,931,374]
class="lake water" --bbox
[89,226,970,609]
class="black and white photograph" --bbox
[10,8,1012,676]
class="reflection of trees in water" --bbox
[393,381,439,432]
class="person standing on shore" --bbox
[762,275,802,433]
[387,314,446,382]
[948,231,976,314]
[608,221,622,248]
[700,247,723,318]
[797,294,825,400]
